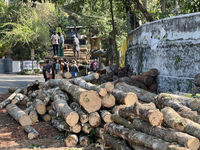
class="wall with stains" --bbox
[126,12,200,93]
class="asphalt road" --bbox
[0,74,44,95]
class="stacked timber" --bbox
[191,73,200,94]
[2,72,200,150]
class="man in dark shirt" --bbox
[69,59,79,77]
[51,58,57,79]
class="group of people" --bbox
[43,58,79,81]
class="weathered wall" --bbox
[126,12,200,93]
[0,59,5,74]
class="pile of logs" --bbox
[1,72,200,150]
[191,73,200,94]
[95,65,158,93]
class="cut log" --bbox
[132,119,200,150]
[59,80,101,113]
[38,82,44,89]
[111,114,134,130]
[100,110,113,123]
[24,105,34,115]
[110,65,118,72]
[38,114,51,122]
[194,73,200,86]
[82,123,93,134]
[191,86,200,94]
[127,70,133,78]
[161,107,200,139]
[115,82,156,103]
[160,93,200,113]
[141,68,158,77]
[77,72,99,82]
[118,71,126,78]
[43,97,50,106]
[44,79,62,88]
[149,82,158,91]
[111,89,138,106]
[23,125,39,140]
[33,99,46,115]
[65,134,78,147]
[104,82,114,93]
[70,102,89,124]
[102,93,115,108]
[29,110,39,124]
[11,93,25,104]
[0,88,22,109]
[79,136,90,147]
[55,74,63,79]
[106,66,113,75]
[95,128,132,150]
[174,91,195,97]
[6,104,32,126]
[64,72,72,79]
[73,78,107,97]
[89,112,101,127]
[104,123,189,150]
[156,95,200,124]
[131,75,154,86]
[112,75,119,81]
[48,109,57,118]
[22,95,30,105]
[118,102,163,126]
[53,89,79,127]
[112,105,126,114]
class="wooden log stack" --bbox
[2,71,200,150]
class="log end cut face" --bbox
[66,112,79,127]
[71,124,81,133]
[148,110,163,126]
[65,135,78,147]
[102,93,116,108]
[19,115,32,126]
[124,92,138,106]
[187,138,200,150]
[79,90,101,113]
[36,104,46,115]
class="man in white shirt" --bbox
[51,31,59,56]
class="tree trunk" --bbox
[59,80,101,113]
[95,127,132,150]
[23,125,39,140]
[111,114,134,130]
[44,79,61,88]
[156,95,200,124]
[70,102,89,124]
[102,93,115,108]
[82,123,93,134]
[33,99,46,115]
[160,93,200,113]
[64,72,72,79]
[11,93,25,104]
[112,105,126,114]
[191,86,200,94]
[111,89,138,106]
[77,72,99,82]
[119,102,163,126]
[29,110,39,124]
[100,110,113,123]
[24,105,34,115]
[149,82,158,91]
[79,136,90,147]
[8,87,25,93]
[52,89,79,127]
[6,104,32,126]
[73,78,107,97]
[112,75,119,81]
[131,75,154,86]
[65,134,78,147]
[161,107,200,139]
[131,0,154,22]
[132,119,199,150]
[48,109,57,118]
[89,112,101,127]
[194,73,200,86]
[0,88,22,109]
[141,68,158,77]
[104,82,114,93]
[115,82,156,103]
[118,71,126,78]
[161,0,166,18]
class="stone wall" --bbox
[126,12,200,93]
[0,59,5,74]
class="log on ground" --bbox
[23,125,39,140]
[33,99,46,115]
[29,110,39,124]
[131,75,154,86]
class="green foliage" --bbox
[53,133,66,140]
[28,144,40,149]
[174,56,181,65]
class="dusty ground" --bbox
[0,93,102,150]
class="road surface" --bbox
[0,74,44,95]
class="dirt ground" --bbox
[0,93,102,150]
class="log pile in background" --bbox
[2,71,200,150]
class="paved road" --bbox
[0,74,44,95]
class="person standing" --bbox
[43,64,47,81]
[73,35,80,58]
[48,23,56,37]
[51,31,59,56]
[69,59,79,77]
[45,60,52,81]
[90,59,98,72]
[60,58,65,75]
[51,58,57,79]
[56,59,61,74]
[63,58,69,72]
[58,32,64,57]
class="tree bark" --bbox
[6,104,32,126]
[156,95,200,124]
[161,107,200,139]
[100,110,113,123]
[112,105,126,114]
[132,119,200,150]
[33,99,46,115]
[118,71,126,78]
[0,88,22,109]
[70,102,89,124]
[44,79,61,88]
[160,93,200,113]
[29,110,39,124]
[11,93,25,104]
[161,0,166,18]
[115,82,156,103]
[89,112,101,127]
[65,134,78,147]
[77,72,99,82]
[149,82,158,92]
[73,78,107,97]
[59,80,101,113]
[131,0,154,22]
[52,89,79,127]
[194,73,200,86]
[141,68,158,77]
[111,89,138,106]
[24,105,34,115]
[23,125,39,140]
[102,93,115,108]
[131,75,154,86]
[79,136,90,147]
[191,86,200,94]
[104,82,114,93]
[119,102,163,126]
[111,114,134,130]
